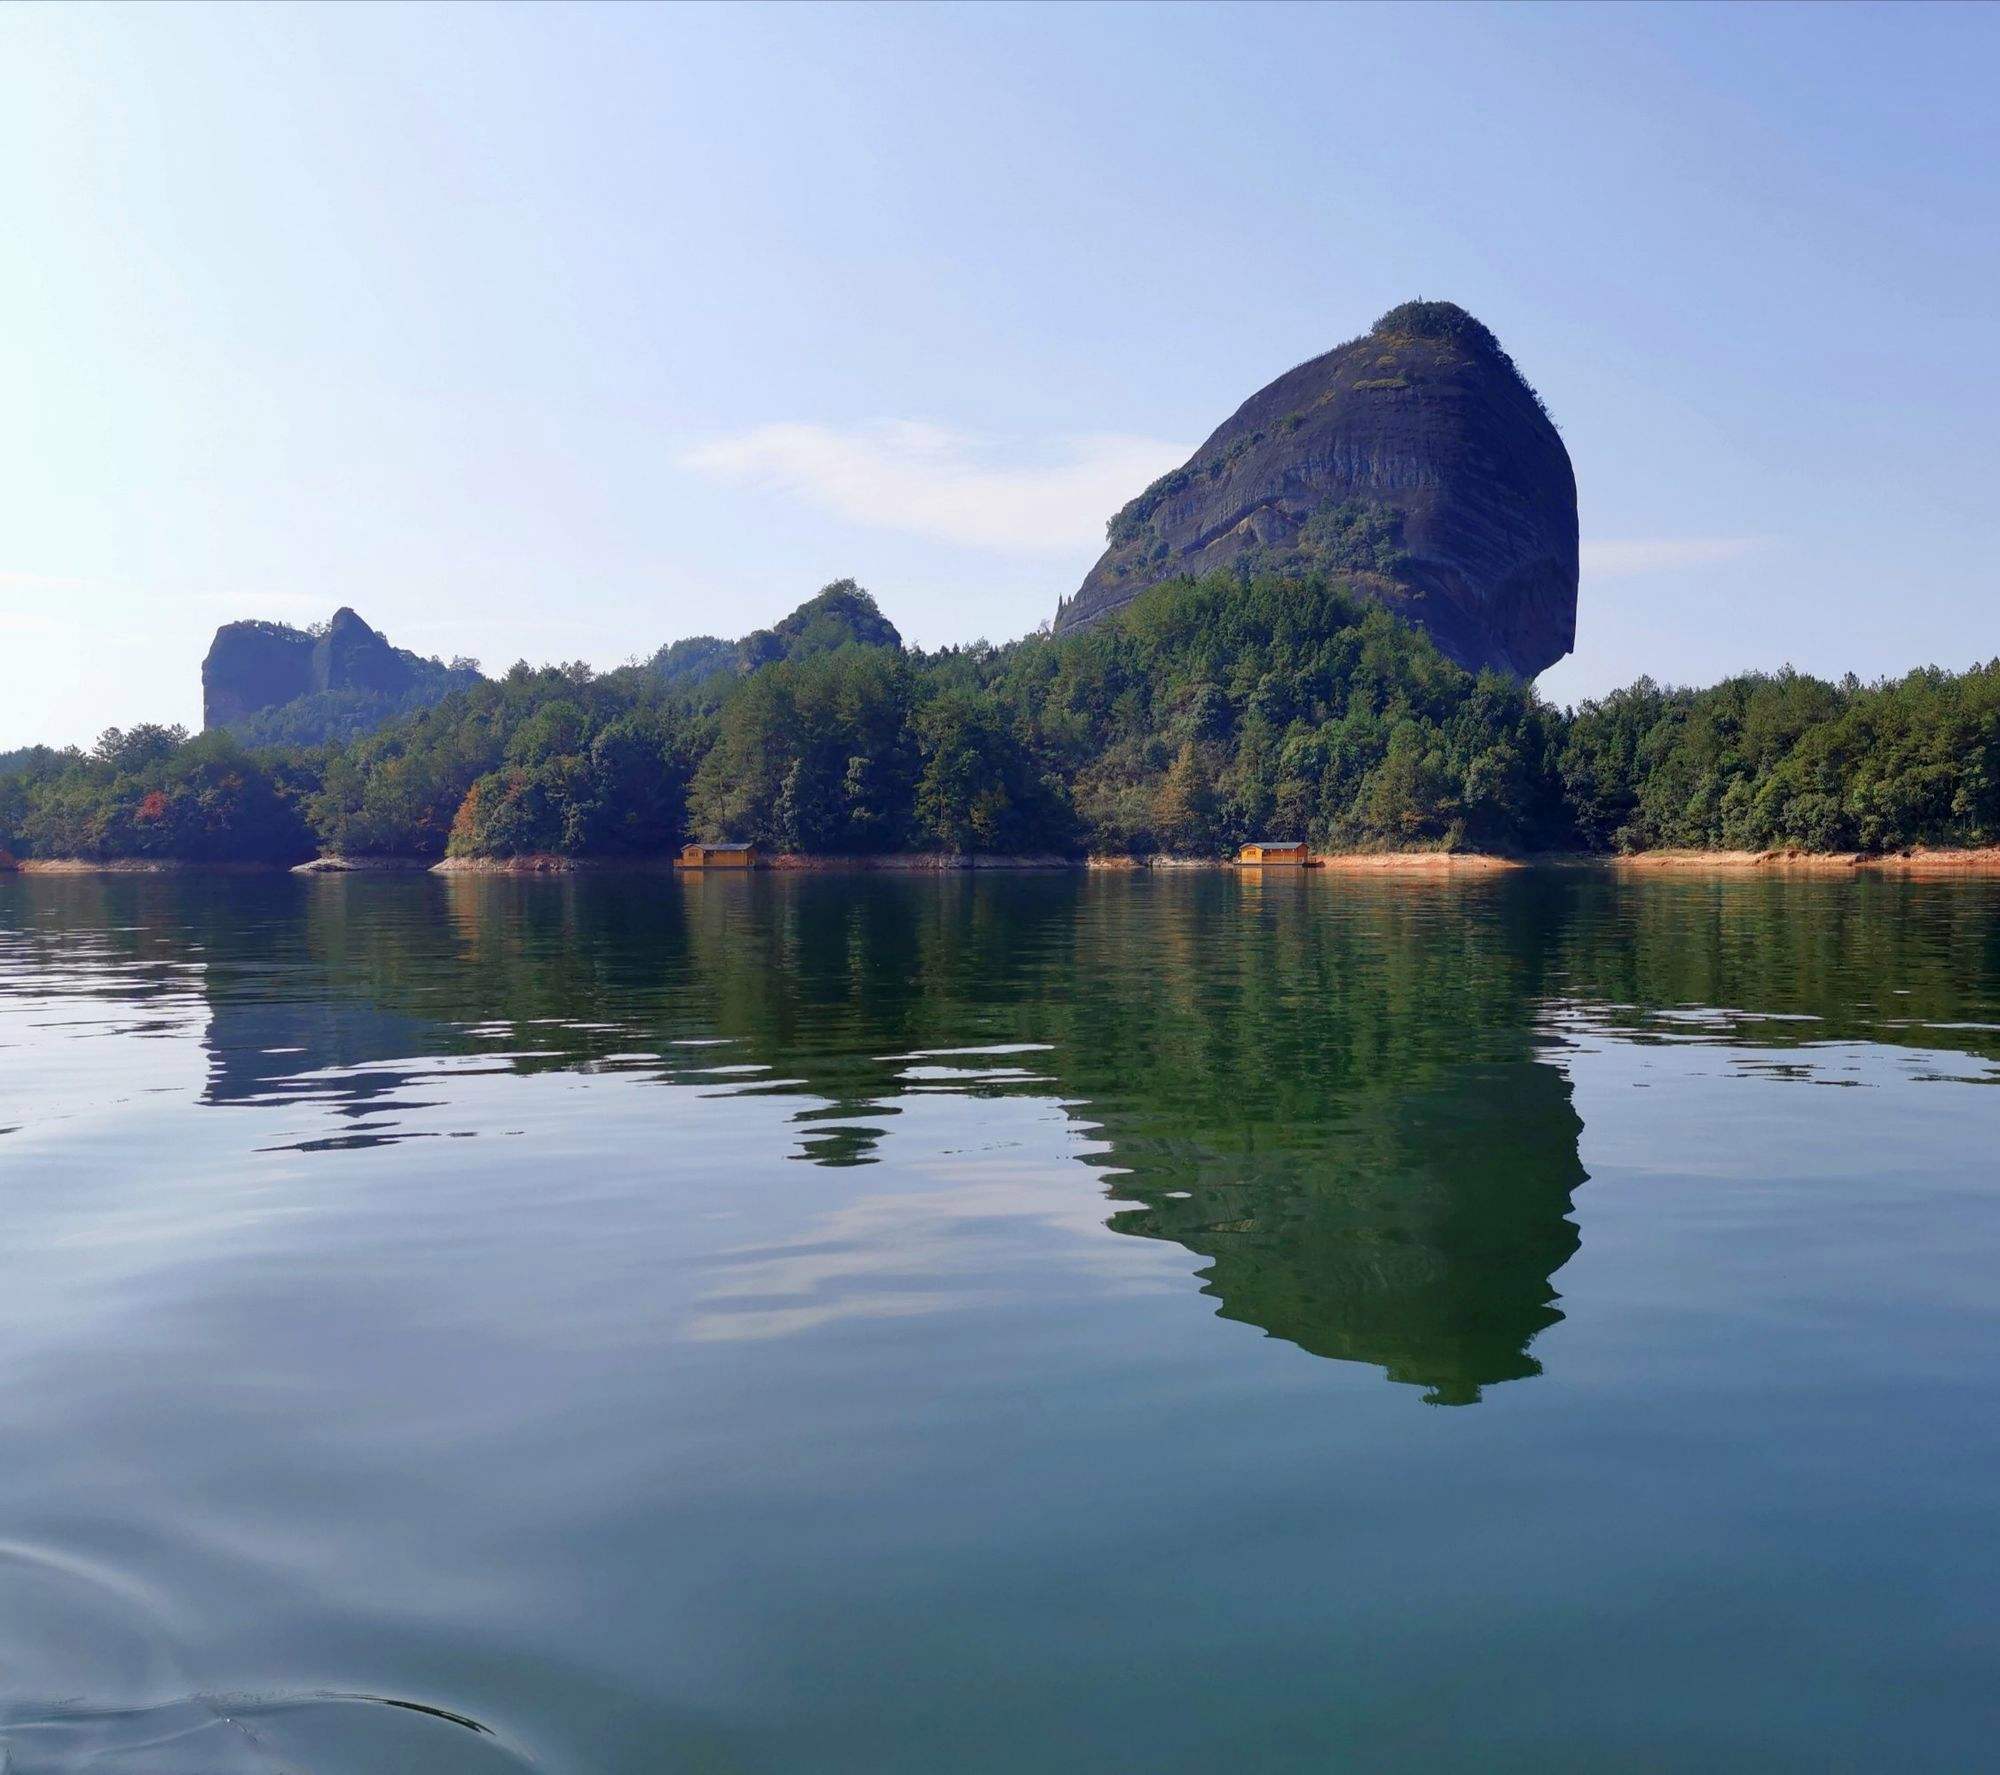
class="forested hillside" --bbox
[4,574,1997,867]
[1557,666,2000,853]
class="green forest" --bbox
[5,574,1999,866]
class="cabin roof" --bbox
[1248,838,1306,849]
[693,841,756,852]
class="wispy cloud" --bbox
[181,590,335,620]
[1582,537,1762,576]
[684,435,1772,583]
[0,569,114,594]
[680,420,1187,555]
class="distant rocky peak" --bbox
[201,608,478,738]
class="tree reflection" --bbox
[18,866,1995,1400]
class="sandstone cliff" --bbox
[202,608,478,738]
[1057,301,1577,679]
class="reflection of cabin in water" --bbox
[1237,839,1310,866]
[676,842,759,870]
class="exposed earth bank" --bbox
[14,858,282,875]
[17,848,2000,878]
[415,847,2000,876]
[1584,847,2000,873]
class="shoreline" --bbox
[765,852,1075,872]
[432,851,1079,875]
[13,857,288,875]
[292,855,436,875]
[1570,846,2000,874]
[10,845,2000,879]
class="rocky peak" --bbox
[1056,301,1578,679]
[201,609,478,736]
[312,607,406,698]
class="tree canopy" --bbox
[5,575,1995,866]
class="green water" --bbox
[1,868,1996,1771]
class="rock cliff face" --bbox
[1056,301,1577,679]
[202,608,476,735]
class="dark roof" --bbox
[1249,838,1306,848]
[698,841,756,852]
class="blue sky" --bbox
[2,1,1995,747]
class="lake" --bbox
[2,868,1996,1772]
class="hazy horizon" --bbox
[4,1,1996,749]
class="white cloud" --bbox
[680,420,1187,556]
[678,436,1767,583]
[1582,537,1762,576]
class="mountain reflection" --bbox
[1042,874,1585,1402]
[1097,1063,1582,1404]
[12,867,1999,1402]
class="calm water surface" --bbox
[1,869,1997,1772]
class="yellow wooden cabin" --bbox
[1237,839,1309,867]
[676,841,759,870]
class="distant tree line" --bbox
[0,724,314,864]
[5,575,1999,866]
[1556,666,2000,852]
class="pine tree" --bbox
[1154,741,1218,854]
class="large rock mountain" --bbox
[202,607,478,739]
[1056,301,1578,679]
